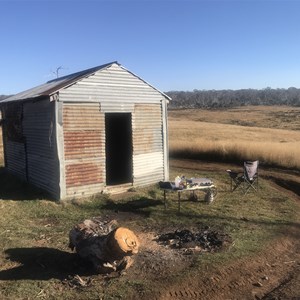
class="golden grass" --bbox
[169,106,300,169]
[169,106,300,130]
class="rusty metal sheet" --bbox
[132,104,163,155]
[63,103,105,191]
[66,162,103,187]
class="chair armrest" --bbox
[226,170,240,179]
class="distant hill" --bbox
[166,87,300,109]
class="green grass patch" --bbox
[0,165,299,299]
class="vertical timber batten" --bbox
[162,98,169,181]
[55,100,66,199]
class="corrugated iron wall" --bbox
[1,103,26,179]
[63,103,105,197]
[1,63,169,200]
[58,63,168,197]
[62,102,165,194]
[23,100,60,198]
[132,104,164,186]
[5,141,26,179]
[59,64,164,104]
[0,111,3,159]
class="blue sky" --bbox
[1,0,300,94]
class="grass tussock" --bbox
[170,139,300,169]
[169,106,300,169]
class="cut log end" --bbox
[107,227,140,259]
[69,218,140,273]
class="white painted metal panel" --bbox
[133,152,164,176]
[101,102,134,113]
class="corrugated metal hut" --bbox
[0,62,170,200]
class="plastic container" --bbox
[175,176,181,188]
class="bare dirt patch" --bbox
[154,233,300,300]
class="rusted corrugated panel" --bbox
[63,103,105,196]
[59,64,165,104]
[132,104,164,185]
[132,104,163,155]
[23,99,60,198]
[66,163,104,187]
[64,131,104,160]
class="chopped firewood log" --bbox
[69,218,139,273]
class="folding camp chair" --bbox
[227,160,259,194]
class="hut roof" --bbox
[1,62,171,103]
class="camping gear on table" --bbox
[159,176,217,211]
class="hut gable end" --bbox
[59,64,166,104]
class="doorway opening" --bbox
[105,113,133,185]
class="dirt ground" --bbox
[122,160,300,300]
[132,231,300,300]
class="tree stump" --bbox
[69,218,140,273]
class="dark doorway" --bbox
[105,113,133,185]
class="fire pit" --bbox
[157,228,232,253]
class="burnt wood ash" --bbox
[157,229,232,252]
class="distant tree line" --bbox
[2,87,300,109]
[166,87,300,109]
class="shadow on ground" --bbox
[270,177,300,197]
[0,168,51,201]
[101,197,164,217]
[0,247,96,281]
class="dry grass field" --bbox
[168,106,300,169]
